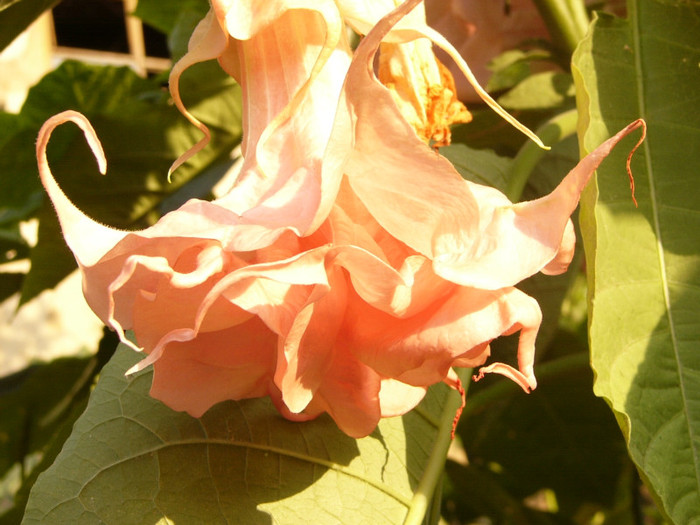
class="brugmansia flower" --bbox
[37,0,643,438]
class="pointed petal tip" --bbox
[575,117,646,209]
[472,363,537,393]
[168,131,211,180]
[279,382,314,416]
[419,26,549,150]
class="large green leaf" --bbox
[573,0,700,521]
[133,0,208,35]
[439,143,512,193]
[23,343,456,524]
[18,202,76,305]
[0,113,44,220]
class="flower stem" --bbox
[566,0,591,39]
[403,368,471,525]
[506,108,579,202]
[531,0,589,57]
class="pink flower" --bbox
[37,0,642,437]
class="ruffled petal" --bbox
[347,285,542,392]
[378,378,427,418]
[541,219,576,275]
[129,243,249,351]
[275,269,347,413]
[327,189,453,316]
[302,340,383,439]
[80,207,285,330]
[149,318,278,417]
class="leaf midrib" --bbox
[631,0,700,496]
[58,414,412,517]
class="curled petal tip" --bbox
[444,369,466,440]
[37,109,128,267]
[625,119,647,208]
[38,110,107,176]
[472,363,537,393]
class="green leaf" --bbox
[0,112,44,221]
[443,462,556,525]
[133,0,209,35]
[23,343,454,524]
[0,0,21,10]
[573,1,700,521]
[0,219,28,299]
[0,273,23,302]
[133,0,211,62]
[440,143,512,193]
[497,71,575,111]
[22,60,241,227]
[0,112,21,149]
[486,49,554,93]
[0,0,58,52]
[0,359,93,523]
[18,202,76,306]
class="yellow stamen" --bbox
[378,37,471,148]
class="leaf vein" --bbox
[633,0,700,500]
[72,438,412,509]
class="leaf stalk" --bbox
[403,368,472,525]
